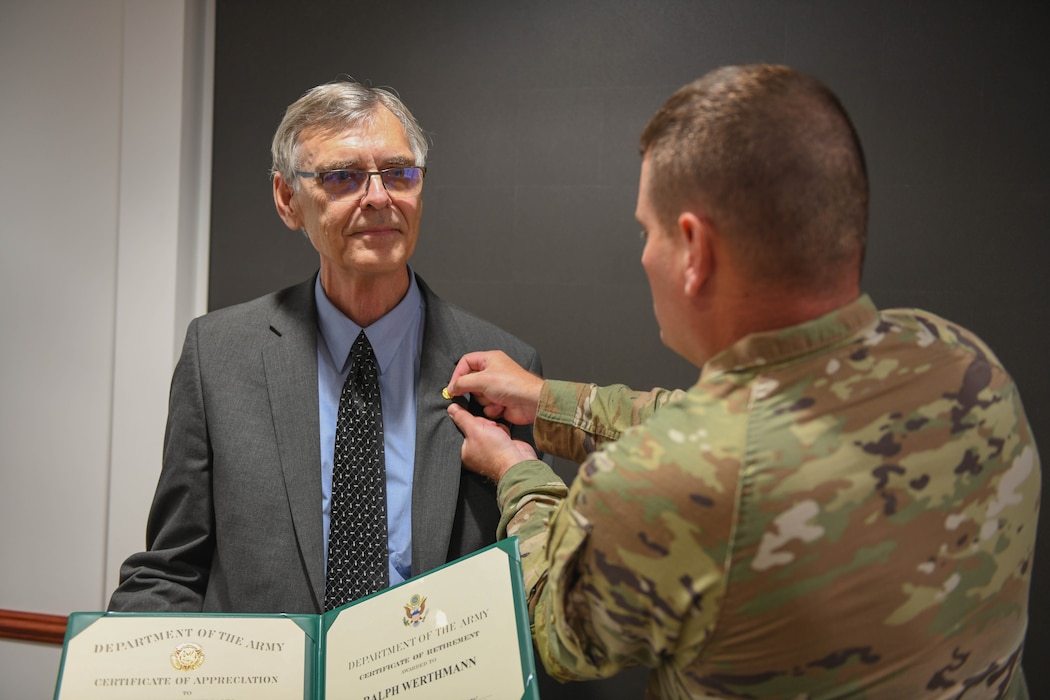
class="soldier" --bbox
[445,64,1039,698]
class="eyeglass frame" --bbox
[293,166,427,201]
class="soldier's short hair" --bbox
[640,64,869,290]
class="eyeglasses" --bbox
[294,166,426,201]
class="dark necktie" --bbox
[324,331,389,611]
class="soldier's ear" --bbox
[678,212,714,297]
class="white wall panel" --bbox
[0,1,211,696]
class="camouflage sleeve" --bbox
[498,398,730,684]
[496,460,568,594]
[494,381,687,601]
[495,381,702,683]
[534,380,686,462]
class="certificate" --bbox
[53,614,314,700]
[53,539,539,700]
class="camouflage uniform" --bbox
[495,295,1039,699]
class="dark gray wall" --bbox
[210,1,1050,696]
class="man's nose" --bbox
[360,172,392,208]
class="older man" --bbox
[447,65,1038,698]
[110,81,543,614]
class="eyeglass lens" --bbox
[321,168,424,199]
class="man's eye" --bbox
[329,171,357,184]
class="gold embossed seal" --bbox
[170,642,205,671]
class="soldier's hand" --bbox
[446,350,544,425]
[447,403,536,481]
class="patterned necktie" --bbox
[325,331,389,611]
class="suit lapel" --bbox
[411,278,468,575]
[258,275,474,587]
[262,277,325,610]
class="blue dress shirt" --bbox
[315,271,425,586]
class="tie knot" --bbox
[351,331,377,367]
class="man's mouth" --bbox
[353,225,400,236]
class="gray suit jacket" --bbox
[108,273,542,614]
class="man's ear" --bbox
[678,211,714,297]
[273,173,304,231]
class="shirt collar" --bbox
[702,294,880,378]
[314,268,424,375]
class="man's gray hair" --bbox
[271,81,429,184]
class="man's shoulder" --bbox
[418,277,537,360]
[429,296,530,343]
[878,306,1007,370]
[189,277,315,337]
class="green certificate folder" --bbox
[53,538,539,700]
